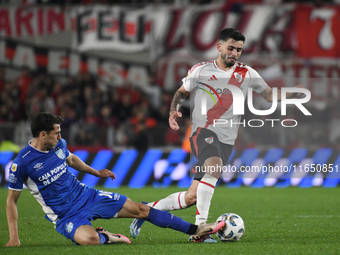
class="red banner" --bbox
[0,6,68,37]
[295,5,340,58]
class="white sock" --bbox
[195,174,218,225]
[147,192,187,211]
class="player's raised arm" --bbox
[169,85,190,131]
[66,153,115,180]
[260,84,306,102]
[5,189,21,247]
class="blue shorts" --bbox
[55,187,127,242]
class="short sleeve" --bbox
[8,161,27,191]
[249,68,269,94]
[182,62,206,92]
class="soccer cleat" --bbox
[129,202,148,238]
[96,227,131,244]
[188,234,218,243]
[129,218,146,238]
[203,235,218,243]
[190,221,226,243]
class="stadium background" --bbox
[0,0,339,188]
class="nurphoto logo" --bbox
[199,83,311,128]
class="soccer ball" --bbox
[216,213,245,242]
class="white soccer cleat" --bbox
[96,227,131,244]
[129,218,146,238]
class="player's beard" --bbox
[221,52,237,68]
[46,144,54,151]
[46,141,57,151]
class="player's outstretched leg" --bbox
[96,227,131,244]
[120,199,225,241]
[130,183,198,238]
[129,202,147,238]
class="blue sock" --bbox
[98,233,109,244]
[146,207,192,234]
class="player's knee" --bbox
[76,233,100,245]
[136,203,150,219]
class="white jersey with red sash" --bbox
[182,60,269,145]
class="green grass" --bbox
[1,186,340,255]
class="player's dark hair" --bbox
[31,112,64,138]
[219,28,245,43]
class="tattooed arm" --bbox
[169,85,190,131]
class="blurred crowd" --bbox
[0,67,339,151]
[2,0,340,7]
[0,68,190,151]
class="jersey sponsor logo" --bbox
[39,162,67,186]
[197,82,223,106]
[55,149,66,159]
[11,163,18,172]
[66,222,74,233]
[34,163,43,171]
[223,88,231,95]
[205,137,214,144]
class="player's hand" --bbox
[169,111,182,131]
[5,238,21,247]
[290,84,307,98]
[97,169,116,180]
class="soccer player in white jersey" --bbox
[130,28,305,242]
[5,112,225,246]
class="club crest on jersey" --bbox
[55,149,66,159]
[11,163,18,172]
[205,137,214,144]
[66,222,74,233]
[234,72,243,83]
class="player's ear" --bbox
[40,131,46,139]
[217,42,222,52]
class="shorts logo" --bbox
[55,149,66,159]
[205,137,214,144]
[11,163,18,172]
[66,222,74,233]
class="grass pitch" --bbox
[1,186,339,255]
